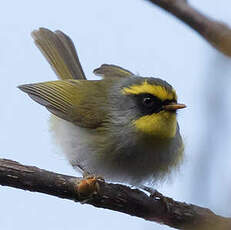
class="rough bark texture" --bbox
[147,0,231,56]
[0,158,231,230]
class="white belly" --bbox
[50,115,183,185]
[50,115,98,174]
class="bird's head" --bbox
[111,77,186,139]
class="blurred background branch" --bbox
[146,0,231,56]
[1,158,231,230]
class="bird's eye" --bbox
[134,93,162,114]
[142,97,155,108]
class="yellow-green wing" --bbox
[93,64,133,78]
[32,28,86,80]
[18,80,109,128]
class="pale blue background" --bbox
[1,1,231,229]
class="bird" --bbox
[18,28,185,186]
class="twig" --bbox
[0,158,231,230]
[146,0,231,56]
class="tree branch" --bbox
[0,158,230,230]
[146,0,231,56]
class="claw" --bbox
[140,185,172,212]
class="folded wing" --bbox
[18,80,108,128]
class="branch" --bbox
[146,0,231,56]
[0,158,231,230]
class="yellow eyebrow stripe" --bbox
[122,80,176,101]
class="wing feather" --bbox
[18,80,109,128]
[93,64,133,78]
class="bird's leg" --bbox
[76,164,104,181]
[82,171,105,182]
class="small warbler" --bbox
[19,28,185,186]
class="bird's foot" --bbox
[76,173,104,203]
[140,185,171,212]
[140,185,163,198]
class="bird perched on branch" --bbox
[19,28,185,186]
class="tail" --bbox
[31,28,86,80]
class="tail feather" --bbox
[32,28,86,80]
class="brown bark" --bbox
[0,158,230,230]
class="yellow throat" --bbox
[122,80,177,138]
[133,111,177,138]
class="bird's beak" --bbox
[163,103,186,111]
